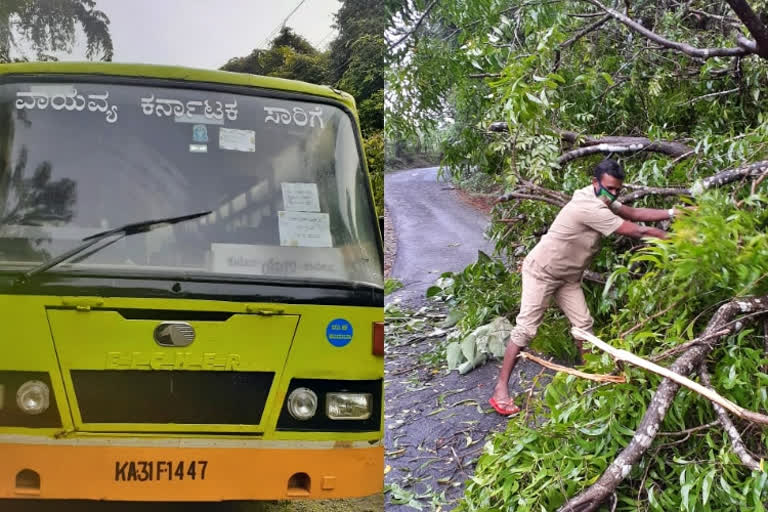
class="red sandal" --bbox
[489,397,520,416]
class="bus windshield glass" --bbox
[0,80,382,287]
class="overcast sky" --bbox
[13,0,341,70]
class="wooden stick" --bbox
[518,351,626,383]
[573,328,768,426]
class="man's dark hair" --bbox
[593,159,625,181]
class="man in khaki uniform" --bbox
[489,159,679,416]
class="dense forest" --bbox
[388,1,768,510]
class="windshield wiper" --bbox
[13,211,212,286]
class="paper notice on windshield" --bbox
[278,211,332,248]
[211,243,345,279]
[281,182,320,212]
[219,127,255,152]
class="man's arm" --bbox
[614,204,674,222]
[614,220,668,240]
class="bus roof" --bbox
[0,61,357,111]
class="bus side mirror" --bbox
[378,216,384,237]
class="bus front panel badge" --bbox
[154,322,196,347]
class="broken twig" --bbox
[519,351,626,383]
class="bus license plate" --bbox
[114,460,208,482]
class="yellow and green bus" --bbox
[0,62,384,502]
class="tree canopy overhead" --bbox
[0,0,112,62]
[221,2,385,214]
[221,27,331,85]
[388,1,768,510]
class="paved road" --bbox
[384,167,548,510]
[385,167,493,307]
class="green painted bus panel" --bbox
[0,295,382,440]
[263,304,384,439]
[46,308,299,433]
[0,295,76,431]
[278,304,382,380]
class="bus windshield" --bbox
[0,80,382,287]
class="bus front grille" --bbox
[71,370,274,425]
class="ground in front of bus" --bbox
[384,167,554,511]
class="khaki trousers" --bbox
[509,258,594,348]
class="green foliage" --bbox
[330,0,386,84]
[363,130,384,214]
[221,27,330,84]
[330,0,385,136]
[455,193,768,511]
[1,0,113,62]
[428,251,521,334]
[385,129,443,171]
[384,277,403,295]
[337,35,385,135]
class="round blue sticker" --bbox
[326,318,353,347]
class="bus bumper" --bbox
[0,440,383,501]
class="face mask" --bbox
[595,182,617,203]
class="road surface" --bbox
[384,167,547,510]
[385,167,493,307]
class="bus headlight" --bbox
[16,380,50,415]
[326,392,372,420]
[286,388,318,420]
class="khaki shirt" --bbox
[527,185,624,281]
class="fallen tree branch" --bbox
[517,176,570,203]
[737,34,759,53]
[519,351,626,383]
[687,8,741,25]
[582,0,752,59]
[495,160,768,215]
[682,87,741,105]
[496,192,566,207]
[574,327,768,425]
[489,125,694,161]
[658,420,719,436]
[559,295,768,512]
[725,0,768,59]
[558,143,648,164]
[558,131,693,157]
[699,364,762,471]
[618,186,691,203]
[561,14,611,48]
[698,160,768,190]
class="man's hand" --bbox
[614,220,667,240]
